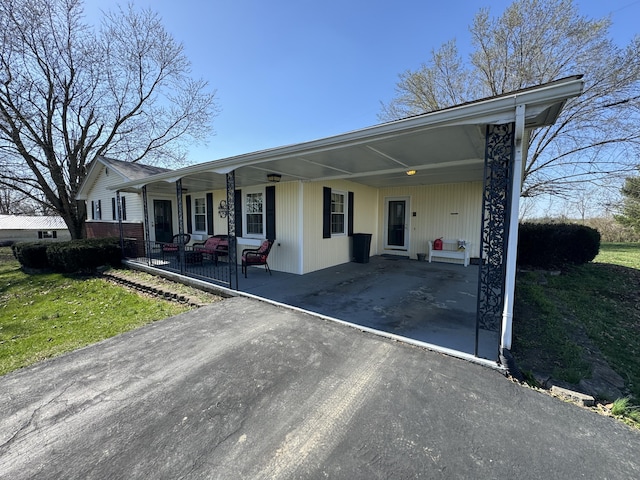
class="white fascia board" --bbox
[110,77,584,192]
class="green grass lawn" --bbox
[594,242,640,269]
[0,247,191,376]
[513,242,640,425]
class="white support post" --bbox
[501,104,525,351]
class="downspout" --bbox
[501,103,525,353]
[298,181,304,275]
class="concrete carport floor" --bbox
[1,297,638,479]
[238,255,499,361]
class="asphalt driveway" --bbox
[1,297,639,479]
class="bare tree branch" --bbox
[0,0,219,238]
[379,0,640,201]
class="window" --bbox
[91,200,102,220]
[323,187,352,239]
[111,196,127,221]
[245,191,264,236]
[331,191,345,235]
[38,231,57,239]
[194,197,206,231]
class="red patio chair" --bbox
[161,233,191,259]
[193,235,229,265]
[241,239,274,278]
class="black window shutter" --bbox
[206,193,214,235]
[186,195,193,233]
[97,200,101,220]
[348,191,354,236]
[91,201,95,220]
[112,198,116,220]
[322,187,331,238]
[53,231,57,239]
[38,231,43,239]
[266,185,276,240]
[234,189,243,237]
[122,197,127,221]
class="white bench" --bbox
[428,239,470,267]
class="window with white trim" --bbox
[194,197,206,232]
[245,190,264,237]
[331,191,345,235]
[91,200,102,220]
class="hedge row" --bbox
[12,237,122,273]
[517,223,600,268]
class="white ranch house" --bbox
[77,76,585,365]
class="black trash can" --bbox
[352,233,372,263]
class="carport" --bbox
[112,76,585,364]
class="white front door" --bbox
[384,197,410,251]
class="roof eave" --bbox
[109,76,584,192]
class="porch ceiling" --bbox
[110,76,584,196]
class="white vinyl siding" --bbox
[84,165,143,223]
[303,180,378,274]
[378,182,483,262]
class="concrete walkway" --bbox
[1,297,639,479]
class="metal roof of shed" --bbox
[0,215,68,231]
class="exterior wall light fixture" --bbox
[267,173,282,182]
[406,170,417,176]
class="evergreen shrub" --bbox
[12,238,121,273]
[517,223,600,268]
[11,242,50,269]
[46,238,121,273]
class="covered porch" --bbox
[124,253,495,362]
[112,76,584,364]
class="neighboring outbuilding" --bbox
[0,214,71,245]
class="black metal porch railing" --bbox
[121,237,235,289]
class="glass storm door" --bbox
[385,197,409,250]
[153,200,173,243]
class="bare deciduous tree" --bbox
[380,0,640,199]
[0,0,219,238]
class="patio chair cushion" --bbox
[194,235,228,255]
[162,233,191,252]
[242,240,271,264]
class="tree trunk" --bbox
[61,201,86,240]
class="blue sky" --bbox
[84,0,640,164]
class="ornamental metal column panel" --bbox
[476,123,515,359]
[142,185,152,266]
[226,171,238,290]
[176,179,186,273]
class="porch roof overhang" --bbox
[110,76,584,196]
